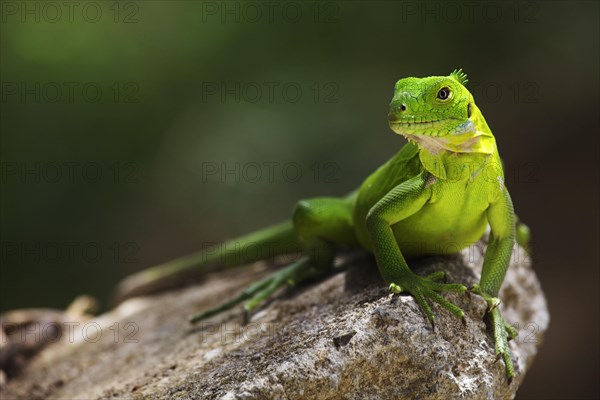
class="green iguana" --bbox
[116,69,530,380]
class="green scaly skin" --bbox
[115,69,530,381]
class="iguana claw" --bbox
[389,273,467,328]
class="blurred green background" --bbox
[1,1,598,398]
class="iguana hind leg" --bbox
[114,221,301,303]
[190,196,358,323]
[515,216,531,249]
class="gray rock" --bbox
[1,239,548,399]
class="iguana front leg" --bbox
[471,188,517,381]
[365,172,467,327]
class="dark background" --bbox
[1,1,598,398]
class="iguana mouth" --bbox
[389,118,470,135]
[388,119,458,139]
[389,120,443,129]
[388,119,442,125]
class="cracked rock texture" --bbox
[1,239,548,399]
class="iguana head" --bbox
[388,69,494,155]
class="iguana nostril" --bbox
[400,104,406,111]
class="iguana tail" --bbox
[112,221,300,304]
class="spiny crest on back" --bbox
[450,69,468,86]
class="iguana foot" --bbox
[189,258,322,323]
[489,307,516,382]
[470,284,516,381]
[389,272,467,329]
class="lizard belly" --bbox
[391,185,489,258]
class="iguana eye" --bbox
[437,87,451,100]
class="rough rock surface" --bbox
[1,239,548,399]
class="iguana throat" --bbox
[389,119,496,156]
